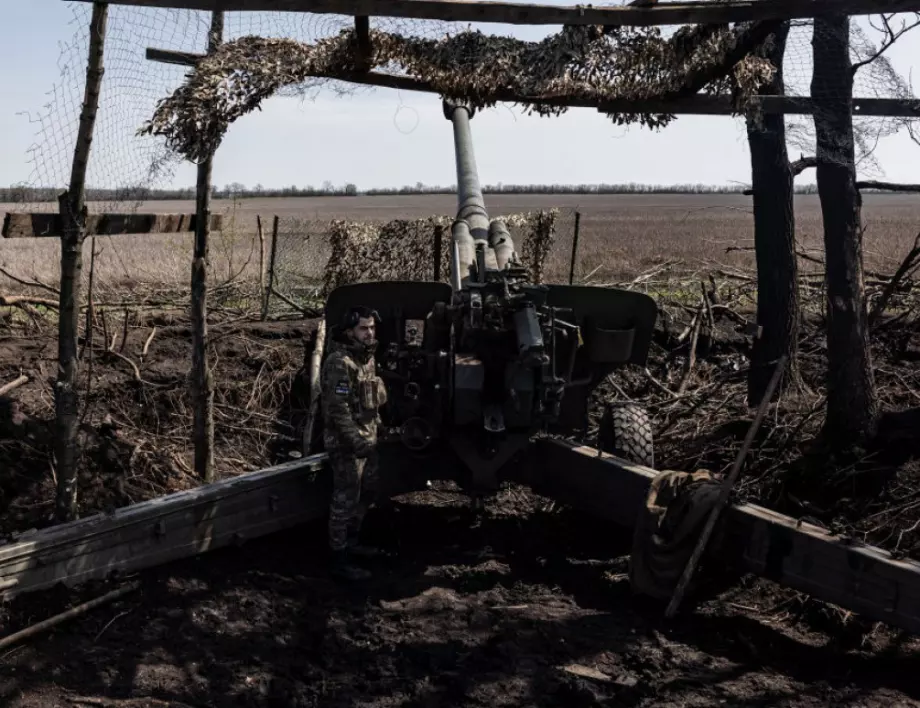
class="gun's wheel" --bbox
[598,401,655,468]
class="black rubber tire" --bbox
[598,402,655,468]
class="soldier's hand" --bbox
[353,439,374,458]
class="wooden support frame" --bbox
[190,7,225,484]
[144,47,920,118]
[2,212,223,239]
[4,438,920,637]
[529,440,920,635]
[0,454,328,600]
[78,0,920,27]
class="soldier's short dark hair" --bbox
[343,306,379,330]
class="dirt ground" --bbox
[2,485,920,708]
[3,295,920,706]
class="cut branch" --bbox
[0,294,60,310]
[0,582,140,651]
[791,155,818,176]
[869,232,920,327]
[0,375,29,397]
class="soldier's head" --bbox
[343,306,379,347]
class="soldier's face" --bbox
[350,316,376,345]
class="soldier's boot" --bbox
[329,550,372,581]
[346,531,384,559]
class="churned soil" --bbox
[3,302,920,706]
[2,484,920,708]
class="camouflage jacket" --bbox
[320,338,387,454]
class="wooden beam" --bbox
[2,212,223,239]
[5,437,920,635]
[78,0,920,27]
[0,454,329,600]
[354,15,371,72]
[529,439,920,635]
[144,47,920,118]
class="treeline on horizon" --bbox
[2,181,821,203]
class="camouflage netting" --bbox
[141,23,777,162]
[321,210,559,295]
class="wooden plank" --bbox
[529,439,920,635]
[144,48,920,119]
[78,0,920,27]
[7,437,920,637]
[0,454,328,599]
[2,212,224,239]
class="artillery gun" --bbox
[316,100,659,500]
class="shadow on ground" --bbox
[3,488,920,708]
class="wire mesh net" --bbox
[2,3,919,308]
[5,1,464,217]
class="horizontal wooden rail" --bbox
[145,47,920,118]
[5,438,920,636]
[2,212,223,239]
[530,439,920,635]
[79,0,920,27]
[0,454,328,600]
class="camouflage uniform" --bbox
[321,337,388,555]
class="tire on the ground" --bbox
[598,402,655,468]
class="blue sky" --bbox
[1,0,918,191]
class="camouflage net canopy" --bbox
[321,209,560,295]
[142,22,778,162]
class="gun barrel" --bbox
[444,100,517,282]
[448,103,490,245]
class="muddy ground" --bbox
[3,300,920,706]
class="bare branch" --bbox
[791,155,818,176]
[852,12,920,74]
[0,266,61,296]
[869,232,920,327]
[857,180,920,192]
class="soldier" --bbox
[320,305,388,581]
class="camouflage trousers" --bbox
[328,450,380,553]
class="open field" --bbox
[3,194,920,300]
[2,193,920,706]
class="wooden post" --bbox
[191,9,224,483]
[264,215,280,316]
[433,223,443,281]
[568,210,581,285]
[257,214,267,320]
[302,319,326,456]
[664,355,788,618]
[54,1,108,523]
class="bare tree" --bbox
[191,11,224,483]
[811,14,878,446]
[745,22,800,407]
[55,2,108,522]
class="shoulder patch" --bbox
[334,380,350,396]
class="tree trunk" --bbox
[746,22,800,407]
[191,10,223,483]
[811,14,878,445]
[55,2,108,522]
